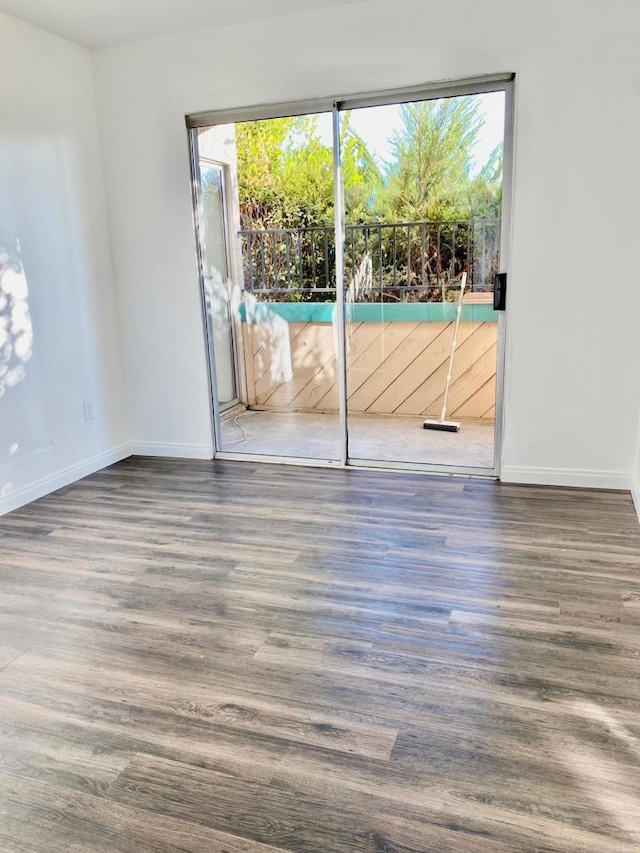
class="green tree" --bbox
[377,97,484,222]
[235,116,299,228]
[468,143,503,219]
[340,111,382,222]
[232,102,503,303]
[235,113,381,230]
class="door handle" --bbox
[494,273,507,311]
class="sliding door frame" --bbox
[332,103,349,466]
[336,77,514,479]
[187,73,515,478]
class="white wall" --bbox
[0,11,128,513]
[93,0,640,485]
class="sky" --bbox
[316,91,505,176]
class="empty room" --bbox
[1,1,640,850]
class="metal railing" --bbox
[240,218,500,302]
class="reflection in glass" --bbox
[200,163,238,408]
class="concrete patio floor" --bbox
[220,409,494,469]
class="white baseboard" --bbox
[3,447,635,519]
[129,442,213,460]
[0,442,132,516]
[632,472,640,522]
[501,465,631,491]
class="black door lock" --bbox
[494,273,507,311]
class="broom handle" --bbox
[439,272,467,422]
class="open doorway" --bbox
[189,77,512,474]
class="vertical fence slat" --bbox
[260,232,266,294]
[272,232,278,292]
[467,223,472,291]
[437,225,444,303]
[285,230,291,291]
[324,227,329,292]
[392,226,397,291]
[451,222,457,288]
[481,221,486,291]
[406,224,411,295]
[246,231,254,291]
[378,225,384,302]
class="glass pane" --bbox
[200,113,342,461]
[199,162,237,407]
[342,92,504,469]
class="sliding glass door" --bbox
[189,76,512,475]
[339,90,507,472]
[193,114,344,462]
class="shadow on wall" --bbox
[0,239,35,498]
[0,240,33,398]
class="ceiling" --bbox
[0,0,373,48]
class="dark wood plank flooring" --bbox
[1,457,640,851]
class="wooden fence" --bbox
[242,313,497,420]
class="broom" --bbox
[423,272,467,433]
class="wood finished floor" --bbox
[1,458,640,852]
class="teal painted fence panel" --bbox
[241,301,497,324]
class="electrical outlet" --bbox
[82,399,94,422]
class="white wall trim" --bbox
[0,443,132,517]
[631,471,640,523]
[129,442,213,460]
[501,466,631,491]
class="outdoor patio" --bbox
[220,409,494,468]
[210,216,500,470]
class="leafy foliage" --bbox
[235,114,381,230]
[232,98,503,303]
[379,98,492,221]
[467,143,503,219]
[340,112,383,223]
[235,96,502,231]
